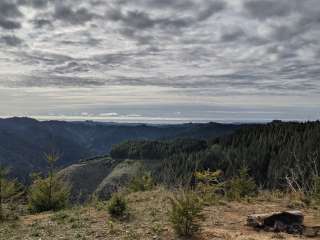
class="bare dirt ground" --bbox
[1,188,319,240]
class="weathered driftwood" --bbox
[247,211,304,234]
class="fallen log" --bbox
[247,211,304,234]
[248,211,320,237]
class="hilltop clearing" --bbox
[1,188,319,240]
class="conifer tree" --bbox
[28,151,70,212]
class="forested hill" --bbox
[111,121,320,189]
[215,121,320,188]
[0,117,242,181]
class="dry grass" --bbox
[0,188,319,240]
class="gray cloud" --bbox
[271,25,299,42]
[0,0,23,29]
[197,1,226,21]
[266,45,297,60]
[17,51,73,66]
[1,35,23,46]
[244,0,293,20]
[53,4,96,25]
[2,74,104,88]
[220,28,245,42]
[28,0,49,9]
[53,62,91,74]
[106,8,191,30]
[32,18,52,28]
[106,0,226,44]
[0,1,23,18]
[18,0,50,8]
[0,19,21,30]
[135,0,196,10]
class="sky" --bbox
[0,0,319,123]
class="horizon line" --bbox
[0,115,317,125]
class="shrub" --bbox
[226,167,257,201]
[28,175,69,212]
[168,190,204,237]
[28,152,69,212]
[50,211,70,224]
[107,194,128,218]
[128,171,154,192]
[312,176,320,204]
[0,166,23,221]
[195,170,224,204]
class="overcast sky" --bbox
[0,0,319,123]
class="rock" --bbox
[247,211,304,234]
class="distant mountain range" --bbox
[0,117,244,182]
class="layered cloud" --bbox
[0,0,319,121]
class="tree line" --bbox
[110,121,320,190]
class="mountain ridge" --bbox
[0,117,243,181]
